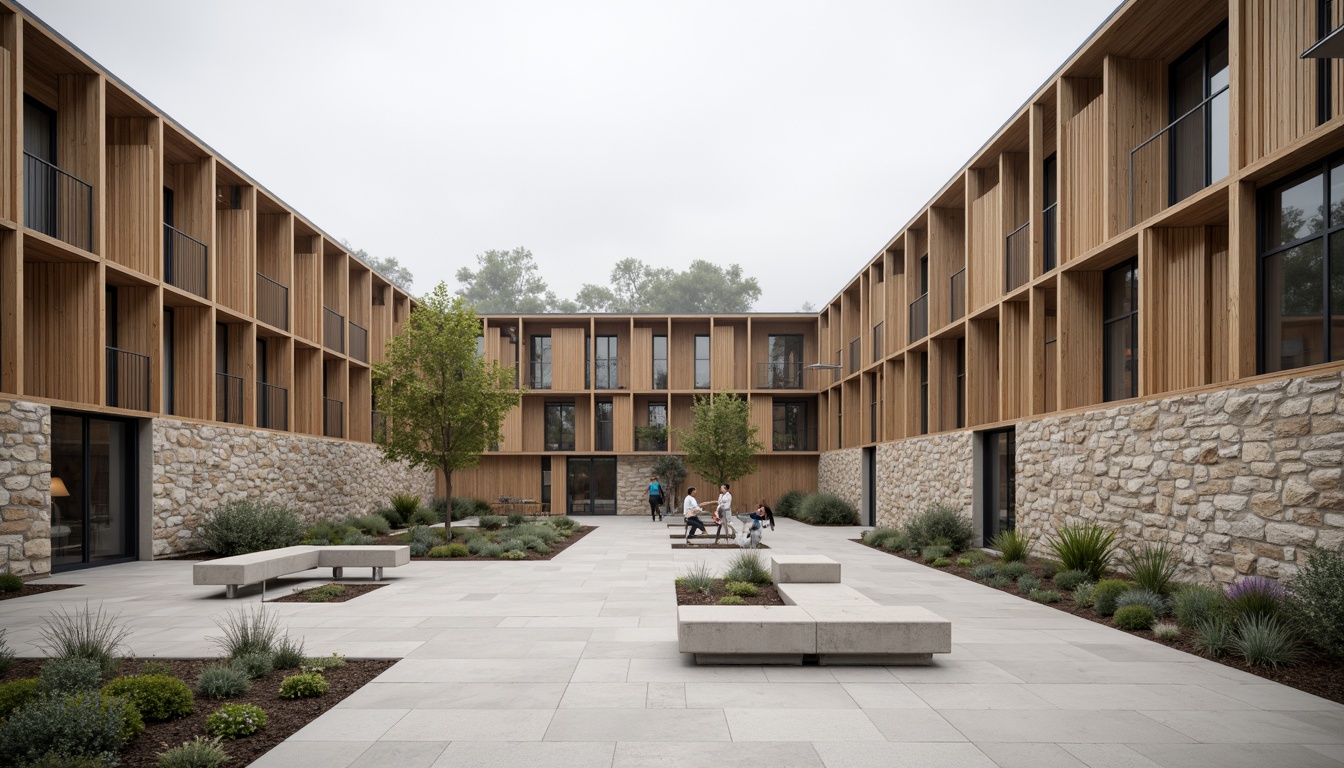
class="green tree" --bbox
[576,259,761,313]
[455,247,568,313]
[373,283,522,538]
[343,242,415,293]
[678,393,765,488]
[653,454,688,508]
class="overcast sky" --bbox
[24,0,1121,311]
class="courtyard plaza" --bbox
[1,515,1342,768]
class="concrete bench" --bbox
[677,605,815,665]
[777,582,874,606]
[193,545,410,598]
[772,555,842,584]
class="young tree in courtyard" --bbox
[678,393,765,488]
[652,454,688,507]
[373,283,521,538]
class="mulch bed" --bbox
[1,656,395,767]
[855,539,1344,706]
[671,542,770,549]
[266,583,386,603]
[675,580,785,606]
[0,582,82,601]
[375,525,595,561]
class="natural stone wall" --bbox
[152,418,435,555]
[818,448,862,512]
[1017,370,1344,584]
[0,401,51,577]
[617,456,662,516]
[875,432,974,530]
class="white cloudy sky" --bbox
[24,0,1121,311]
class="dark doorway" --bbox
[567,457,617,515]
[981,428,1016,547]
[862,446,877,527]
[51,411,138,571]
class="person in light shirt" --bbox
[683,487,708,544]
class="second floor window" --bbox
[694,335,710,389]
[531,336,552,389]
[595,335,618,389]
[637,402,668,451]
[773,401,808,451]
[595,401,613,451]
[1170,24,1229,205]
[544,402,574,451]
[652,335,668,389]
[872,323,883,363]
[767,334,803,388]
[1103,259,1139,402]
[1043,152,1058,272]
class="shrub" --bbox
[38,602,130,676]
[300,584,346,603]
[1152,621,1181,640]
[389,493,422,523]
[211,606,280,659]
[1285,544,1344,657]
[956,556,975,567]
[427,545,454,558]
[477,543,505,558]
[410,506,439,527]
[195,664,250,699]
[0,572,23,592]
[139,661,174,677]
[200,501,303,557]
[478,515,506,531]
[40,657,103,696]
[796,493,858,525]
[1122,542,1179,595]
[725,581,759,597]
[922,544,952,563]
[154,736,231,768]
[1093,579,1134,617]
[1047,521,1117,580]
[1226,576,1286,619]
[347,514,391,537]
[1114,605,1156,631]
[1072,582,1097,608]
[1017,574,1041,594]
[496,537,525,553]
[205,703,267,739]
[340,529,375,546]
[279,673,328,699]
[551,516,579,532]
[456,498,492,521]
[1230,615,1301,668]
[775,490,807,519]
[1054,570,1092,592]
[0,628,12,676]
[272,634,305,671]
[960,550,987,565]
[301,520,345,546]
[970,564,998,581]
[507,514,526,527]
[718,595,746,605]
[0,678,39,719]
[1193,615,1234,657]
[902,505,974,552]
[1115,589,1168,618]
[862,527,905,550]
[724,551,772,585]
[1029,589,1062,604]
[988,575,1012,589]
[990,529,1035,563]
[373,506,403,529]
[1172,584,1227,629]
[931,557,952,567]
[233,651,274,679]
[1038,560,1062,580]
[404,525,438,557]
[102,674,194,721]
[502,550,527,560]
[302,654,347,671]
[677,562,716,594]
[0,691,141,765]
[998,561,1029,580]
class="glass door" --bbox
[567,457,617,515]
[51,411,138,570]
[980,428,1016,546]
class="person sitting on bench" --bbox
[683,487,708,544]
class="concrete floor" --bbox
[3,515,1343,768]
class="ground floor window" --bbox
[50,411,138,571]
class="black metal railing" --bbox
[772,428,815,451]
[105,347,150,411]
[849,337,861,374]
[530,362,552,389]
[1005,221,1030,293]
[909,292,928,342]
[164,224,209,298]
[950,269,966,323]
[257,272,288,330]
[215,371,243,424]
[755,361,804,389]
[258,382,288,431]
[323,307,344,353]
[1042,203,1058,273]
[24,152,93,252]
[1128,83,1230,226]
[372,410,386,443]
[323,398,344,438]
[349,321,368,363]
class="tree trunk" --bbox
[442,466,453,542]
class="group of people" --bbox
[647,477,774,547]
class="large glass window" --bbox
[1103,259,1139,402]
[652,335,668,389]
[595,335,618,389]
[638,402,669,451]
[1260,157,1344,372]
[955,338,966,429]
[1043,152,1058,272]
[694,334,710,389]
[51,412,137,571]
[1170,24,1229,204]
[767,334,803,388]
[595,400,613,451]
[531,336,552,389]
[544,402,574,451]
[918,352,929,435]
[774,401,808,451]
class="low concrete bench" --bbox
[193,545,410,598]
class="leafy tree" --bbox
[343,242,415,293]
[455,247,569,313]
[678,393,765,488]
[653,454,688,507]
[799,301,816,313]
[576,259,761,313]
[373,283,522,538]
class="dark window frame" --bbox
[773,400,809,451]
[694,334,710,389]
[530,335,552,389]
[1103,258,1139,402]
[543,401,575,451]
[652,334,668,389]
[594,335,618,389]
[595,400,613,451]
[1167,22,1229,206]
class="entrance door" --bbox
[862,446,877,527]
[51,412,138,570]
[567,457,617,515]
[980,428,1016,546]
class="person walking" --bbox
[648,476,665,522]
[683,487,708,544]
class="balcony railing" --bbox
[164,224,209,298]
[755,361,804,389]
[323,397,344,438]
[909,292,929,342]
[530,362,552,389]
[256,272,288,330]
[105,347,150,411]
[1005,221,1030,293]
[1128,83,1229,227]
[1043,203,1058,273]
[258,382,288,431]
[372,410,386,443]
[950,269,966,323]
[349,321,368,363]
[849,337,861,374]
[323,307,344,353]
[634,426,668,452]
[24,152,93,252]
[772,428,815,451]
[215,371,243,424]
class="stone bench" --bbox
[193,545,410,598]
[772,555,842,584]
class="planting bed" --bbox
[375,524,594,560]
[267,583,386,603]
[672,541,770,549]
[0,582,81,601]
[675,579,785,606]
